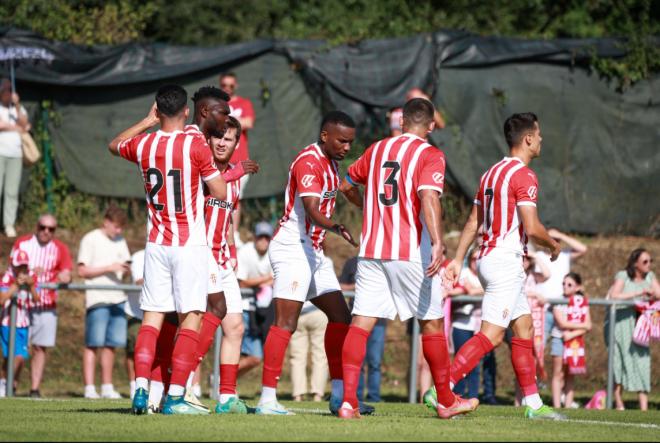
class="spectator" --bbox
[236,221,274,377]
[339,256,387,403]
[77,205,131,399]
[10,214,72,398]
[446,248,486,402]
[551,272,591,409]
[534,229,587,346]
[0,250,39,396]
[125,248,144,399]
[0,79,30,238]
[388,108,403,137]
[288,250,330,402]
[606,248,659,411]
[220,72,256,236]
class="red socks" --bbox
[341,325,370,409]
[511,337,538,396]
[220,364,239,395]
[169,328,200,388]
[325,322,349,380]
[196,311,222,364]
[422,333,455,407]
[450,332,494,386]
[261,326,293,388]
[134,325,159,379]
[150,320,177,386]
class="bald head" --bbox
[38,214,57,227]
[36,214,57,245]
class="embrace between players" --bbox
[109,83,565,421]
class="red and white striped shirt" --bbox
[10,235,72,310]
[205,163,241,269]
[275,143,339,250]
[348,134,446,262]
[1,270,37,327]
[118,130,220,246]
[474,157,538,257]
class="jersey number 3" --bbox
[379,161,400,206]
[146,167,183,213]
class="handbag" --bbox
[20,131,41,166]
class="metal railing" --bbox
[3,283,636,409]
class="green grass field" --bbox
[0,398,658,441]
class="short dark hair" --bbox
[402,98,434,127]
[564,272,582,286]
[191,86,230,104]
[155,84,188,117]
[320,111,355,131]
[503,113,538,148]
[104,204,128,227]
[626,248,648,279]
[225,116,242,142]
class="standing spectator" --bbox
[606,248,659,411]
[0,250,39,396]
[236,221,274,377]
[77,206,131,399]
[534,229,587,347]
[339,256,387,403]
[551,272,591,409]
[10,214,72,397]
[447,248,485,402]
[388,108,403,137]
[220,72,256,235]
[0,79,30,238]
[288,300,329,401]
[125,248,144,399]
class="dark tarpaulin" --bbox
[2,28,658,234]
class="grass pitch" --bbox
[0,398,658,441]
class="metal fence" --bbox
[2,282,638,409]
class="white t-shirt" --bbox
[125,249,145,320]
[77,228,131,309]
[534,250,571,302]
[236,241,273,311]
[451,268,483,331]
[0,104,27,158]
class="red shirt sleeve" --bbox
[190,138,220,182]
[241,97,255,120]
[347,144,374,185]
[511,167,539,206]
[293,156,324,197]
[54,240,73,273]
[416,148,446,195]
[117,134,144,163]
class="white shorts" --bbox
[207,251,223,295]
[352,258,445,321]
[141,243,208,314]
[269,239,341,303]
[477,250,530,328]
[220,267,243,314]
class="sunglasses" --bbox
[38,224,56,233]
[641,258,653,264]
[220,83,236,89]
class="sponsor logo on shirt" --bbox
[301,174,315,188]
[322,189,338,199]
[206,198,234,210]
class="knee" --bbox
[207,295,227,320]
[275,317,298,333]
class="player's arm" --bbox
[444,205,480,286]
[222,159,260,182]
[301,196,358,247]
[108,103,159,156]
[433,109,445,130]
[205,174,228,201]
[227,219,237,270]
[518,206,561,261]
[419,189,444,277]
[339,177,363,209]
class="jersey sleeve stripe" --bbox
[516,201,536,207]
[417,185,444,194]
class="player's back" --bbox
[118,129,219,247]
[347,134,445,262]
[475,157,539,257]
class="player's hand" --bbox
[144,102,159,127]
[230,257,238,271]
[240,159,260,175]
[108,262,130,273]
[443,259,462,287]
[334,224,358,248]
[549,240,561,261]
[426,243,443,277]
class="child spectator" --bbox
[551,272,592,409]
[0,250,39,396]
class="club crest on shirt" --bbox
[210,272,217,285]
[291,281,299,293]
[527,186,537,200]
[301,174,315,188]
[432,172,444,184]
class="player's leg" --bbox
[147,315,177,413]
[194,253,227,374]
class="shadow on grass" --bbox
[73,408,132,415]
